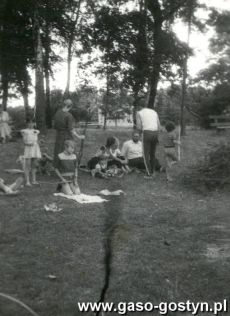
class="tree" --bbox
[64,0,83,95]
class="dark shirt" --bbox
[56,152,77,175]
[53,110,74,132]
[162,131,176,148]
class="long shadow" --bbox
[95,195,122,316]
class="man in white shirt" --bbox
[121,131,146,170]
[136,106,161,177]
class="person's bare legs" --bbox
[0,178,12,193]
[61,183,74,195]
[31,159,39,184]
[70,182,81,195]
[24,158,32,186]
[166,156,173,182]
[8,177,24,191]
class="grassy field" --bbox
[0,128,230,316]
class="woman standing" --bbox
[0,106,11,143]
[53,99,85,167]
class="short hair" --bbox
[64,139,75,148]
[132,129,140,136]
[63,99,73,108]
[165,121,176,132]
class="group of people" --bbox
[0,99,180,195]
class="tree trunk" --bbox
[44,23,52,128]
[22,90,30,122]
[2,70,8,110]
[147,22,162,109]
[103,111,107,130]
[180,5,192,136]
[35,23,46,131]
[45,69,52,128]
[180,58,187,136]
[65,43,72,96]
[65,0,82,95]
[132,89,139,128]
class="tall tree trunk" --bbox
[45,69,52,128]
[65,43,72,96]
[103,86,109,130]
[147,23,162,109]
[180,3,192,136]
[22,90,30,122]
[65,0,82,95]
[35,22,46,131]
[180,58,187,136]
[44,23,52,128]
[132,89,139,127]
[2,70,8,110]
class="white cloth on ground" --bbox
[99,189,125,196]
[54,193,107,204]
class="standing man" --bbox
[136,106,161,178]
[53,99,85,167]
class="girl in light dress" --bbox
[0,107,11,143]
[21,121,41,186]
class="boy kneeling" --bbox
[54,140,81,195]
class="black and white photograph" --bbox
[0,0,230,315]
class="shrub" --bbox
[182,143,230,192]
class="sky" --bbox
[8,0,230,107]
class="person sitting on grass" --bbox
[0,177,24,195]
[54,140,81,195]
[21,120,41,186]
[106,136,131,174]
[121,130,162,173]
[162,121,180,182]
[88,146,109,178]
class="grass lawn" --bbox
[0,128,230,316]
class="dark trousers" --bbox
[128,157,146,169]
[142,130,158,175]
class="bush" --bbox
[182,143,230,191]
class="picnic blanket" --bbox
[54,193,107,204]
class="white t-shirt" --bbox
[137,108,160,131]
[121,140,142,160]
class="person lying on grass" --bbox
[54,140,81,196]
[0,177,24,195]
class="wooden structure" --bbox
[209,115,230,130]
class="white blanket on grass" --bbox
[54,193,107,204]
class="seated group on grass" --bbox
[87,130,162,178]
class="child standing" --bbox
[54,140,81,195]
[162,121,180,182]
[21,121,41,186]
[0,107,11,143]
